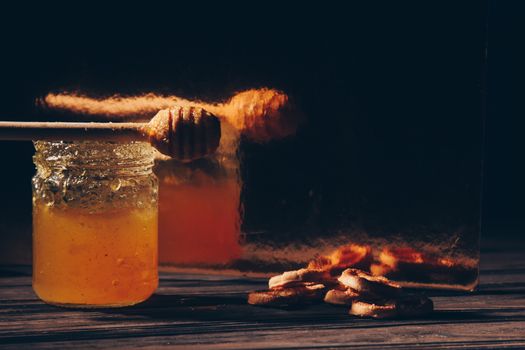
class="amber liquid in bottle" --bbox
[32,141,158,307]
[157,122,242,268]
[33,204,158,307]
[158,175,241,265]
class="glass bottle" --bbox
[156,121,242,269]
[32,141,158,307]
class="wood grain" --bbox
[0,249,524,349]
[0,121,144,142]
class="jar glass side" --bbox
[32,141,159,308]
[157,121,243,268]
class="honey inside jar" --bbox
[32,141,158,307]
[156,122,242,267]
[33,204,158,307]
[158,170,241,265]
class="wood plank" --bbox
[0,249,524,350]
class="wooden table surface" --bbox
[1,243,525,349]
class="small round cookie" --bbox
[350,299,398,319]
[349,295,433,319]
[268,268,334,289]
[338,268,402,296]
[324,288,360,306]
[248,284,326,307]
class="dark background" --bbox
[0,1,522,263]
[485,0,525,237]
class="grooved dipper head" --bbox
[147,106,221,161]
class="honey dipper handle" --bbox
[0,121,148,142]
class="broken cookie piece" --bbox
[338,268,402,296]
[349,299,398,319]
[248,283,326,307]
[268,268,335,289]
[324,288,360,306]
[349,295,433,319]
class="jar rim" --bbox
[33,140,155,175]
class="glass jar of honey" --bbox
[156,121,242,269]
[32,141,158,307]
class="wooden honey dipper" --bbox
[43,88,302,143]
[0,106,221,161]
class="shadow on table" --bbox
[86,293,525,329]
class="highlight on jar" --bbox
[0,105,222,307]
